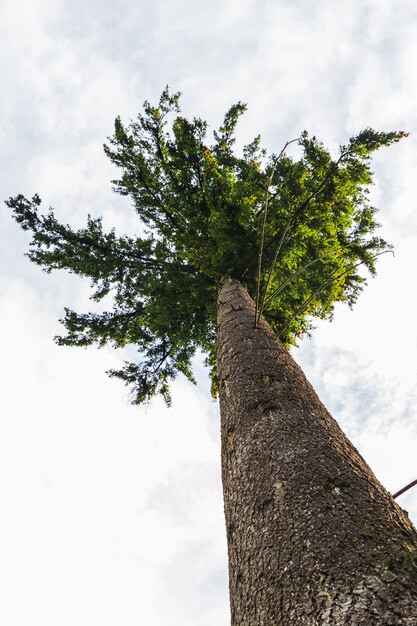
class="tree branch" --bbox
[277,250,392,338]
[393,479,417,499]
[255,161,278,326]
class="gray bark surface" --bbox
[217,279,417,625]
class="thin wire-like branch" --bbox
[278,250,392,338]
[256,149,357,319]
[286,148,355,225]
[255,138,301,216]
[393,479,417,499]
[255,139,303,326]
[241,138,301,282]
[257,214,293,321]
[262,253,331,310]
[255,161,277,326]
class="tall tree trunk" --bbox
[217,278,417,625]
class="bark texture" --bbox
[217,279,417,625]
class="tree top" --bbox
[6,87,407,404]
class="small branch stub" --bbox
[393,479,417,499]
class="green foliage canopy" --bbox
[6,88,406,404]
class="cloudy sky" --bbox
[1,0,417,624]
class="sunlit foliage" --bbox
[7,88,406,403]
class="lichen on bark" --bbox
[217,278,417,625]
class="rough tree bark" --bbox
[217,278,417,625]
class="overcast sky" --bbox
[1,1,417,624]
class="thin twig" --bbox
[278,250,392,338]
[257,214,293,321]
[262,252,332,310]
[255,161,278,326]
[241,146,355,282]
[255,139,300,326]
[255,137,301,217]
[257,150,354,315]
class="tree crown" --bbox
[6,88,406,404]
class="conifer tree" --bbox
[7,89,417,624]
